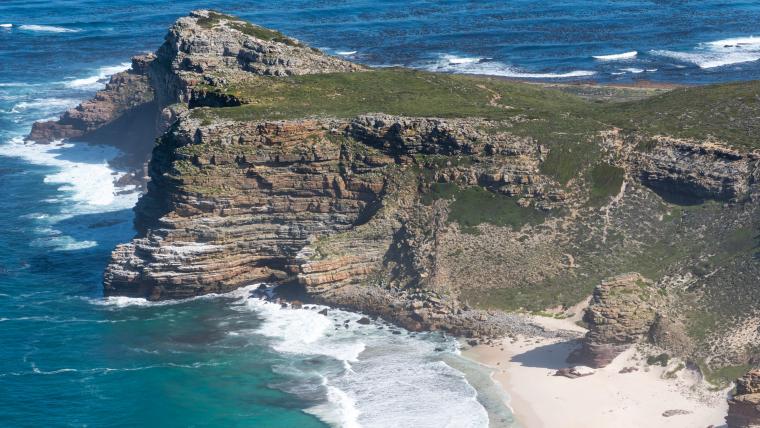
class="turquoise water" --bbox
[1,1,759,426]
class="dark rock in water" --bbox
[391,330,401,335]
[88,219,125,229]
[467,339,479,347]
[291,300,303,309]
[280,302,288,308]
[356,317,371,325]
[304,358,322,365]
[318,308,328,316]
[619,366,639,374]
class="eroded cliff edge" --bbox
[32,10,760,375]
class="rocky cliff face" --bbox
[104,116,386,299]
[568,273,659,368]
[628,136,758,202]
[103,111,560,335]
[727,370,760,428]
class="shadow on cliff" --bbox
[510,339,581,370]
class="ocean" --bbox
[0,1,758,427]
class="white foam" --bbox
[30,231,98,252]
[10,98,79,114]
[244,297,366,362]
[593,50,638,61]
[651,35,760,69]
[64,62,131,90]
[307,379,362,428]
[0,24,12,28]
[336,50,357,56]
[620,67,645,74]
[424,54,595,79]
[0,137,139,213]
[326,339,490,428]
[232,292,492,428]
[91,284,261,308]
[445,55,484,65]
[18,24,79,33]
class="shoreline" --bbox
[461,315,729,428]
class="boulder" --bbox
[568,273,659,368]
[727,369,760,428]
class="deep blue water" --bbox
[0,1,759,427]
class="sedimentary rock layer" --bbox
[104,117,386,299]
[568,273,659,368]
[727,370,760,428]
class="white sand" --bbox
[463,316,729,428]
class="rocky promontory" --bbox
[28,9,363,165]
[30,10,760,363]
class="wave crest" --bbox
[652,35,760,69]
[593,51,638,61]
[422,54,596,79]
[18,24,79,33]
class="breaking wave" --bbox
[64,62,131,90]
[593,50,638,61]
[422,54,596,79]
[17,24,79,33]
[652,36,760,69]
[231,292,492,428]
[0,137,138,212]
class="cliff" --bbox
[34,11,760,365]
[568,273,659,368]
[727,370,760,428]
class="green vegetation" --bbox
[647,353,670,366]
[588,163,625,205]
[422,183,546,233]
[191,68,592,123]
[600,80,760,149]
[463,275,599,313]
[702,363,751,388]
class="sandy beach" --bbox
[463,316,729,428]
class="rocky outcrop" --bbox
[348,114,556,202]
[727,369,760,428]
[27,9,362,164]
[630,137,759,202]
[568,273,659,368]
[104,117,387,299]
[28,55,158,161]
